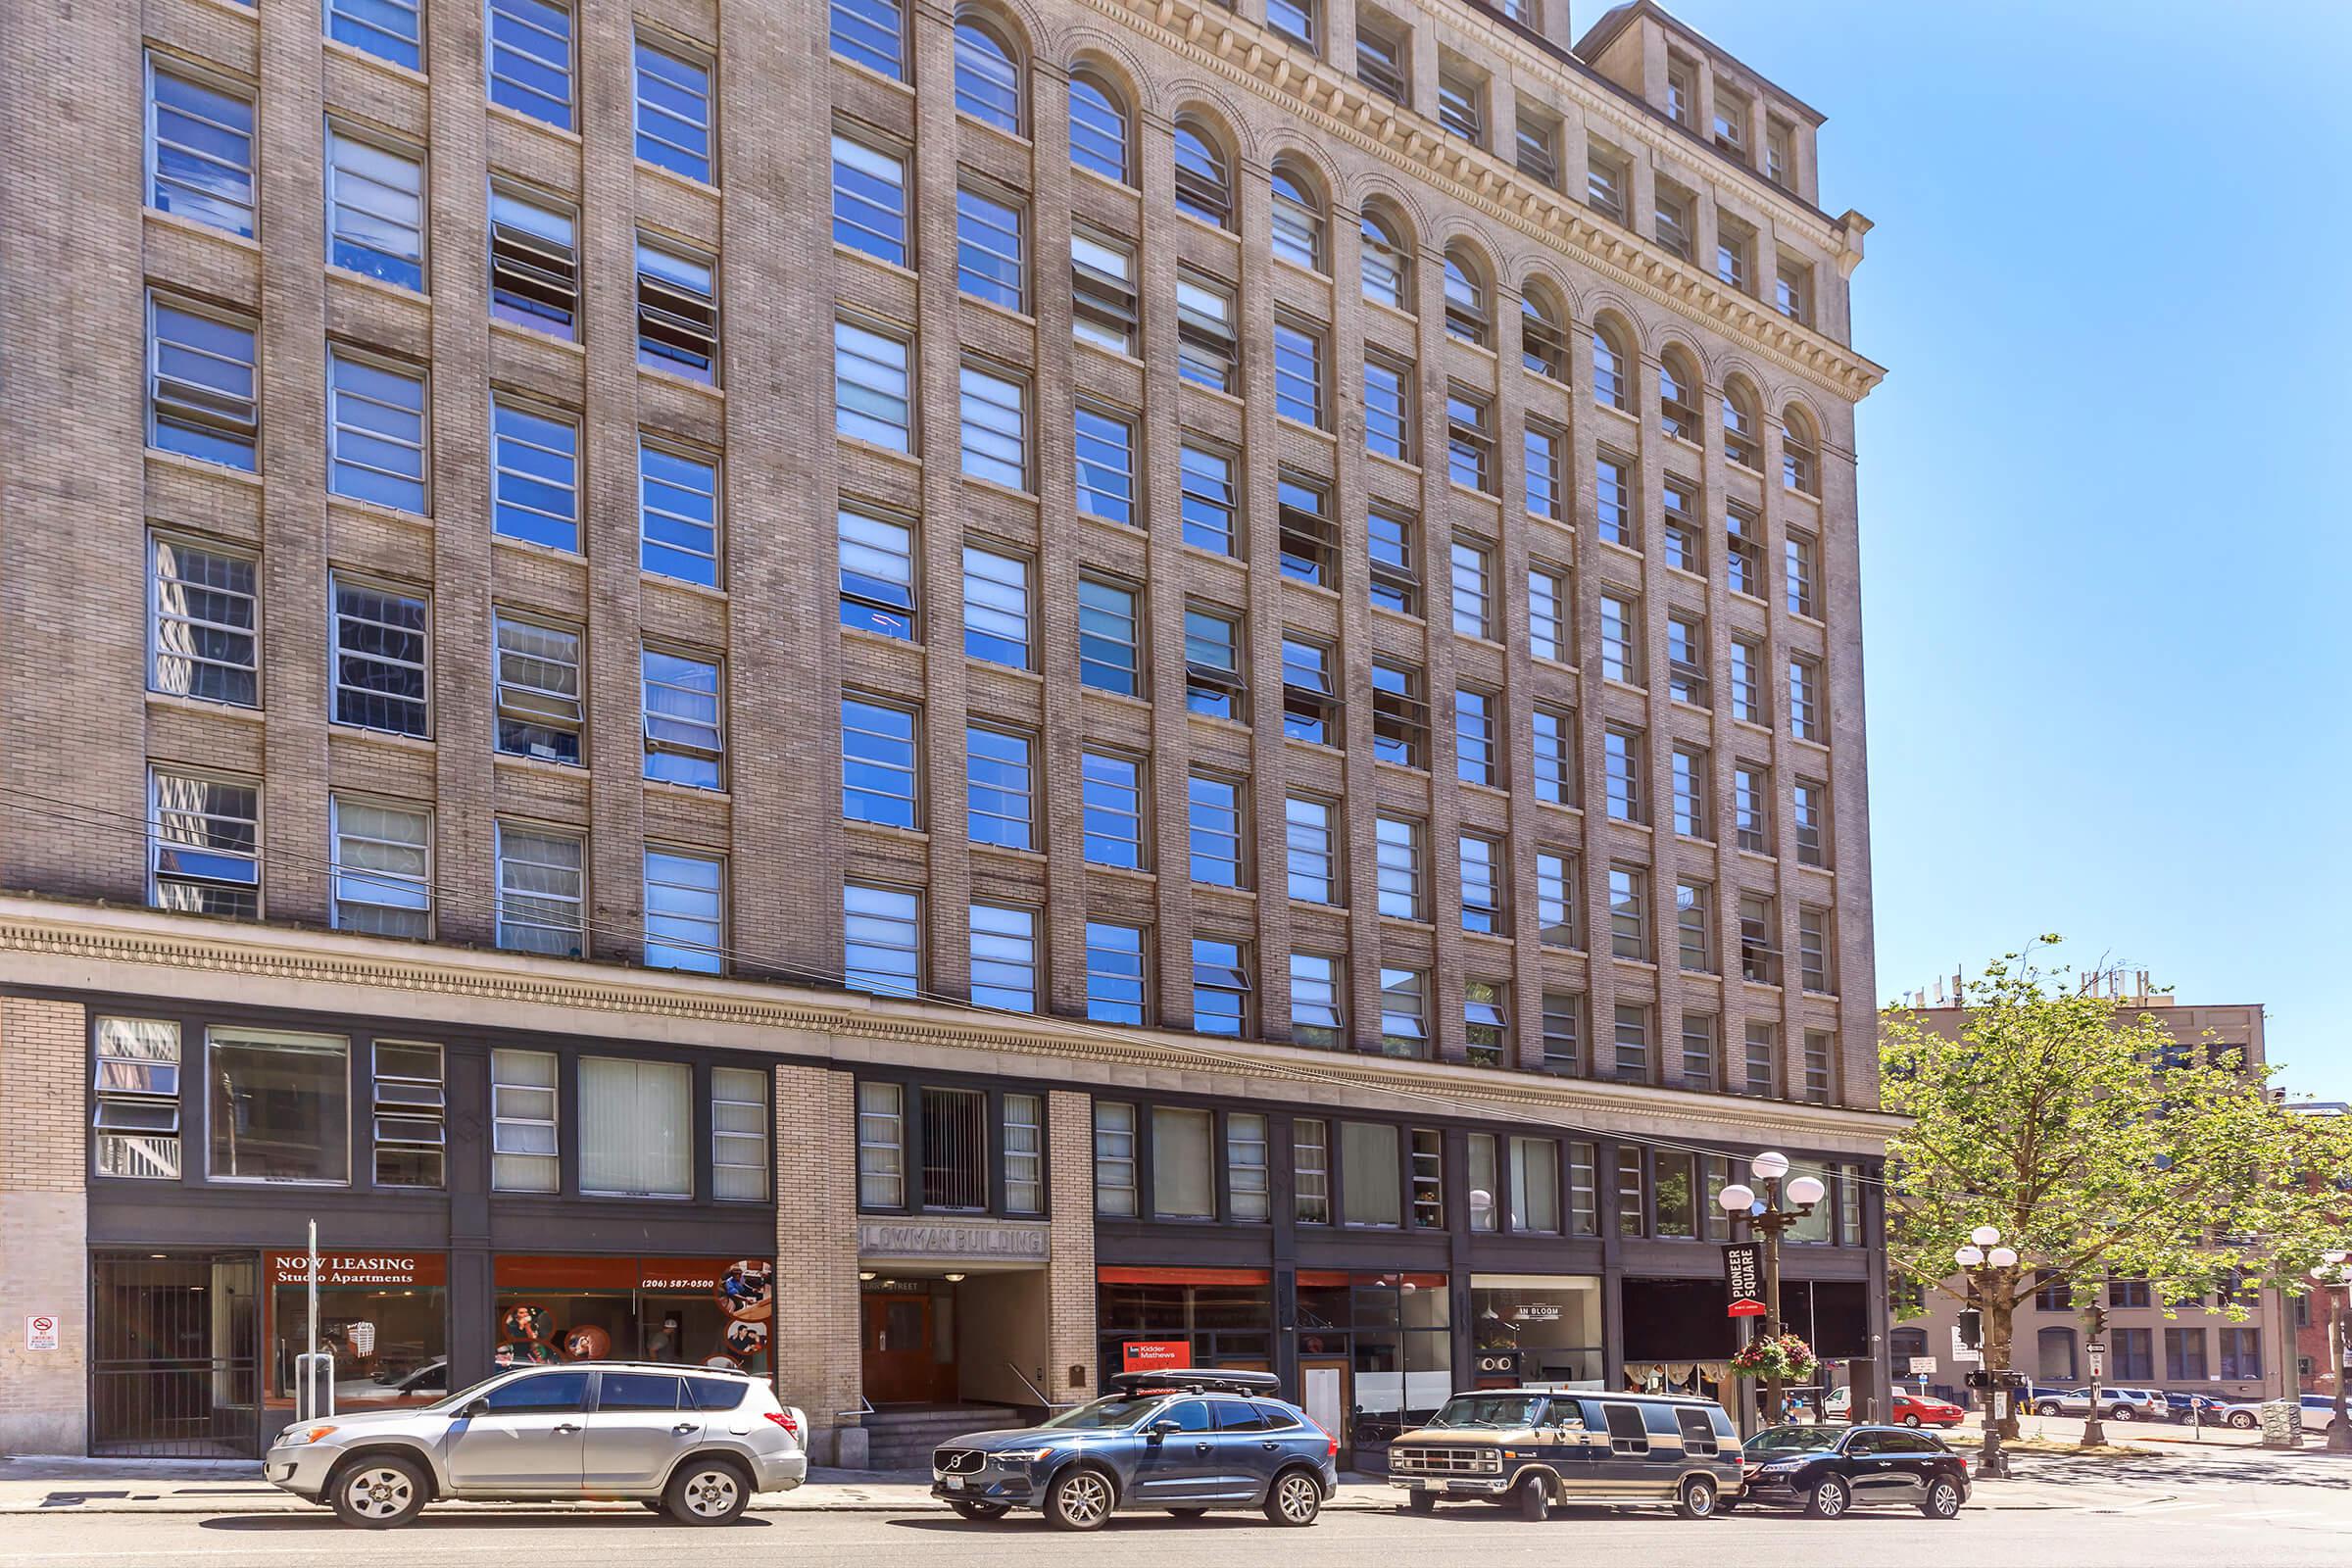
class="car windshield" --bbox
[1744,1425,1840,1455]
[1040,1395,1162,1431]
[1429,1395,1546,1429]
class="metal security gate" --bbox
[88,1252,261,1457]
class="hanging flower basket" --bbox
[1730,1333,1819,1383]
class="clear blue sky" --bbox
[1650,0,2352,1094]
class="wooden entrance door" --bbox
[1299,1357,1350,1458]
[860,1292,941,1404]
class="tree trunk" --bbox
[1984,1298,2021,1440]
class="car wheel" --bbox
[2229,1411,2256,1431]
[1264,1469,1322,1528]
[1903,1413,1923,1428]
[1515,1472,1551,1523]
[329,1455,429,1530]
[1044,1467,1116,1532]
[2109,1406,2132,1422]
[1803,1475,1851,1520]
[2034,1401,2060,1416]
[665,1458,751,1526]
[1405,1491,1439,1515]
[1920,1479,1963,1520]
[950,1499,1009,1521]
[1676,1475,1720,1520]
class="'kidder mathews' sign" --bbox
[1723,1243,1766,1317]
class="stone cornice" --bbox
[1080,0,1885,402]
[0,896,1906,1150]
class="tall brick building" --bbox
[0,0,1891,1462]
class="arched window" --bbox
[1359,208,1409,309]
[1659,348,1700,442]
[1520,285,1567,380]
[1442,246,1490,346]
[1782,405,1820,494]
[2037,1327,2079,1382]
[1067,71,1129,183]
[1722,380,1761,468]
[1172,117,1231,228]
[1592,321,1629,410]
[1269,162,1325,271]
[952,18,1022,132]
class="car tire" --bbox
[2034,1401,2060,1416]
[329,1454,429,1530]
[1263,1469,1322,1528]
[1920,1479,1963,1520]
[664,1458,751,1526]
[1676,1475,1720,1520]
[2109,1406,2132,1422]
[1803,1475,1851,1520]
[1405,1491,1439,1515]
[1903,1413,1923,1428]
[1044,1467,1116,1532]
[1516,1472,1551,1523]
[2229,1411,2256,1431]
[949,1500,1008,1522]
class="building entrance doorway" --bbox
[89,1252,260,1457]
[860,1286,951,1405]
[1299,1357,1350,1458]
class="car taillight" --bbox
[1321,1428,1338,1458]
[765,1410,801,1438]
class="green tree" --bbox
[1881,940,2352,1437]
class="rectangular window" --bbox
[370,1040,444,1188]
[1533,708,1574,806]
[638,440,718,586]
[858,1083,906,1207]
[1787,530,1820,617]
[644,847,722,973]
[1071,229,1138,353]
[1716,226,1750,293]
[1446,390,1494,492]
[327,350,426,512]
[1730,638,1765,723]
[2219,1328,2261,1381]
[489,398,578,551]
[1537,850,1575,947]
[831,131,907,265]
[1469,1135,1498,1230]
[1793,779,1830,867]
[1681,1014,1718,1093]
[1603,724,1643,822]
[149,535,257,707]
[1740,893,1779,985]
[1798,906,1835,993]
[1078,576,1141,695]
[634,34,711,181]
[965,725,1035,851]
[710,1065,768,1201]
[1437,67,1483,144]
[1355,16,1406,102]
[1674,877,1715,972]
[956,182,1026,310]
[2112,1329,2154,1382]
[1613,1004,1649,1081]
[1655,1150,1697,1237]
[635,235,716,381]
[1788,656,1822,741]
[1290,954,1344,1047]
[835,504,917,639]
[1524,422,1563,518]
[834,317,912,449]
[209,1028,350,1184]
[1766,120,1794,186]
[491,1047,559,1192]
[1410,1128,1445,1227]
[1273,318,1325,426]
[325,123,424,290]
[1615,1146,1647,1237]
[1465,980,1509,1066]
[1658,479,1702,575]
[1363,354,1411,461]
[1183,606,1245,718]
[149,296,258,469]
[842,699,918,827]
[330,796,431,938]
[1278,473,1338,586]
[1376,815,1424,920]
[962,545,1032,668]
[1726,504,1764,597]
[1267,0,1316,46]
[1378,968,1427,1057]
[1295,1118,1332,1223]
[1092,1102,1138,1215]
[1594,454,1632,546]
[1672,746,1709,839]
[1734,761,1771,853]
[488,182,578,337]
[1608,864,1647,960]
[494,822,583,956]
[1187,771,1246,887]
[1654,184,1692,261]
[1540,992,1582,1074]
[1454,688,1496,785]
[968,904,1037,1011]
[1666,614,1708,707]
[91,1017,183,1181]
[1074,405,1136,525]
[1449,540,1493,640]
[1081,750,1145,868]
[830,0,905,79]
[1587,140,1626,221]
[579,1055,691,1198]
[642,648,722,789]
[1285,796,1338,903]
[1803,1030,1836,1103]
[1179,441,1238,556]
[1281,636,1337,746]
[958,362,1029,490]
[1191,937,1251,1037]
[492,613,582,765]
[329,575,428,736]
[149,767,260,917]
[844,882,920,996]
[1744,1021,1777,1097]
[923,1091,987,1214]
[148,59,256,237]
[1776,258,1811,323]
[1371,660,1427,766]
[1598,593,1641,684]
[2166,1328,2208,1382]
[1228,1112,1271,1220]
[1176,271,1237,391]
[1505,1137,1560,1234]
[1515,103,1559,186]
[487,0,574,127]
[1460,834,1502,933]
[1342,1122,1403,1225]
[1085,921,1149,1025]
[1567,1141,1598,1235]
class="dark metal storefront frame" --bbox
[88,1250,261,1458]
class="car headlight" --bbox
[277,1424,339,1446]
[990,1447,1055,1463]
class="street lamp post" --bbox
[2320,1251,2351,1453]
[1717,1151,1827,1430]
[1954,1225,2020,1479]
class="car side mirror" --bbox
[1148,1419,1181,1441]
[462,1397,489,1417]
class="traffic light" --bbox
[1957,1308,1983,1350]
[1965,1370,1992,1388]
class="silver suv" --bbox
[265,1361,807,1528]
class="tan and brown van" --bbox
[1387,1388,1743,1521]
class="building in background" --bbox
[2289,1102,2349,1396]
[0,0,1887,1463]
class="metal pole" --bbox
[1762,1181,1783,1428]
[2081,1303,2108,1446]
[1976,1269,2007,1479]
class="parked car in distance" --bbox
[2101,1387,2176,1421]
[1823,1388,1964,1428]
[2212,1395,2342,1433]
[2027,1386,2154,1420]
[1386,1389,1744,1521]
[2158,1391,2230,1423]
[1736,1424,1970,1519]
[929,1369,1337,1532]
[265,1361,807,1529]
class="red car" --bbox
[1823,1388,1965,1427]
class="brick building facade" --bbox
[1,0,1891,1461]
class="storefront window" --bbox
[579,1056,692,1197]
[1472,1275,1602,1387]
[1098,1267,1273,1376]
[494,1255,774,1372]
[209,1029,349,1184]
[1340,1122,1400,1227]
[1296,1271,1450,1449]
[267,1251,446,1407]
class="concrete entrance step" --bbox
[860,1405,1025,1469]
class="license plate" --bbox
[945,1477,965,1491]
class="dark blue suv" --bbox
[931,1370,1339,1531]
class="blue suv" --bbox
[931,1369,1338,1531]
